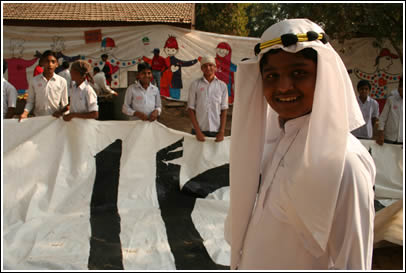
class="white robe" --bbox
[238,115,375,270]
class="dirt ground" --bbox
[158,98,403,270]
[158,98,233,136]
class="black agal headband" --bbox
[254,31,329,56]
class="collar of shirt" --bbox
[357,96,372,104]
[135,80,152,91]
[201,76,219,84]
[74,80,89,91]
[280,114,310,134]
[40,73,58,82]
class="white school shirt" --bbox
[187,76,228,132]
[3,78,18,118]
[92,72,116,96]
[122,81,161,120]
[238,115,375,270]
[351,96,379,139]
[57,69,72,97]
[69,80,98,114]
[25,73,68,116]
[378,93,403,142]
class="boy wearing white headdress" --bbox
[187,56,229,142]
[225,19,375,270]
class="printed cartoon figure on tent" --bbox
[160,36,200,100]
[352,48,401,100]
[215,42,237,104]
[101,37,116,53]
[5,39,38,98]
[82,37,139,88]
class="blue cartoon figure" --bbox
[160,36,199,100]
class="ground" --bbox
[158,98,233,136]
[158,98,403,270]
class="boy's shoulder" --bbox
[215,77,228,88]
[127,82,139,89]
[32,73,43,81]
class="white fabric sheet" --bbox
[2,117,402,269]
[3,117,230,269]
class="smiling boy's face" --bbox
[138,69,152,86]
[261,50,317,122]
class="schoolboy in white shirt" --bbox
[187,56,228,142]
[376,76,403,144]
[61,60,99,121]
[19,50,68,121]
[122,62,161,122]
[3,60,18,119]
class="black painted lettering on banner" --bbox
[88,139,124,270]
[156,138,230,270]
[87,138,230,269]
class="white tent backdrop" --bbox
[3,24,402,102]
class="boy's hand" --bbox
[376,131,385,145]
[19,111,29,122]
[215,131,225,142]
[135,112,148,121]
[53,110,63,118]
[63,113,74,121]
[195,130,205,142]
[149,110,159,122]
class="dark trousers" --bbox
[191,129,218,137]
[384,140,403,145]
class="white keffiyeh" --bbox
[226,18,365,269]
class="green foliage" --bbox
[195,3,403,60]
[195,3,249,36]
[248,3,403,60]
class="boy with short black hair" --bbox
[351,79,379,139]
[101,54,113,85]
[122,63,161,121]
[91,66,118,97]
[19,50,68,121]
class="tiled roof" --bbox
[3,3,194,24]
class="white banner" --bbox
[2,119,403,269]
[360,139,403,203]
[3,117,231,270]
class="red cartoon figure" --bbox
[160,36,199,99]
[215,42,237,104]
[5,39,38,98]
[351,48,402,112]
